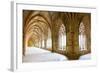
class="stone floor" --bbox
[22,47,91,62]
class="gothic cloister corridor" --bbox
[22,10,91,62]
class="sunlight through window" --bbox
[79,22,87,51]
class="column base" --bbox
[66,52,80,60]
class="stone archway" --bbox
[23,11,51,56]
[23,10,91,61]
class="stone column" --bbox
[23,35,28,56]
[74,31,80,56]
[66,23,80,60]
[87,23,91,53]
[66,31,80,60]
[40,38,42,48]
[44,38,47,49]
[52,29,59,52]
[23,36,25,56]
[86,32,91,53]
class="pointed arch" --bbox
[58,23,66,51]
[79,22,87,51]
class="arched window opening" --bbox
[47,28,52,50]
[79,22,87,51]
[59,24,66,51]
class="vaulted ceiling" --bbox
[23,10,90,47]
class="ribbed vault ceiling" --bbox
[23,10,90,47]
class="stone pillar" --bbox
[23,35,27,56]
[40,38,42,48]
[66,23,80,60]
[44,38,47,49]
[66,31,80,60]
[52,29,59,52]
[23,36,25,56]
[86,23,91,53]
[38,40,39,48]
[86,33,91,53]
[74,32,80,56]
[39,40,41,48]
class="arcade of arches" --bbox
[23,10,91,60]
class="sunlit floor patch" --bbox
[23,47,67,62]
[79,53,91,60]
